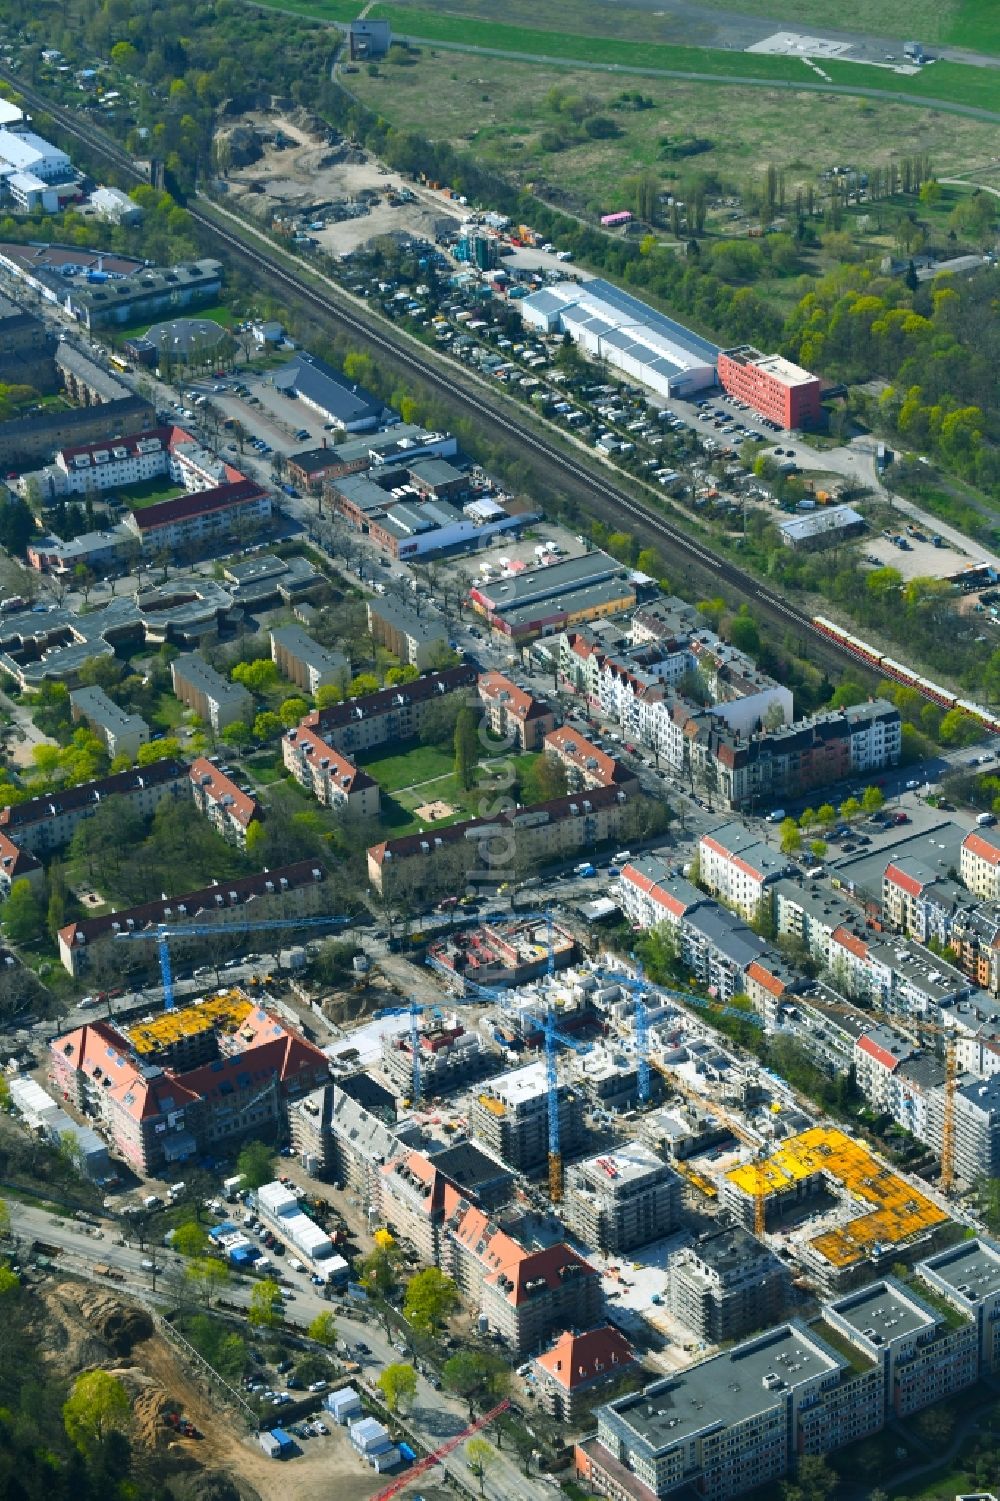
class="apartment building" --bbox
[478,1239,604,1357]
[290,1082,415,1211]
[616,856,708,933]
[282,724,380,819]
[380,1017,494,1098]
[824,1276,978,1418]
[882,856,967,946]
[772,879,857,966]
[171,654,252,734]
[297,665,476,757]
[543,726,639,793]
[365,597,448,671]
[961,827,1000,901]
[70,685,149,761]
[270,625,349,695]
[0,757,186,854]
[667,1226,788,1345]
[0,393,156,470]
[50,997,329,1175]
[470,1061,584,1172]
[532,1327,637,1423]
[367,782,631,895]
[478,671,555,750]
[124,477,271,553]
[0,829,43,896]
[744,953,806,1027]
[853,1026,916,1116]
[578,1322,880,1501]
[951,904,1000,995]
[919,1237,1000,1376]
[698,822,790,921]
[680,904,772,1004]
[927,1073,1000,1186]
[564,1145,682,1254]
[188,758,260,847]
[57,859,328,977]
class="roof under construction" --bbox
[725,1125,948,1270]
[126,990,253,1055]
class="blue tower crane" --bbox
[424,907,587,1201]
[115,913,352,1010]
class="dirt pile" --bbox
[170,1471,260,1501]
[76,1287,154,1353]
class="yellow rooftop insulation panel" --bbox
[127,991,253,1055]
[478,1095,506,1116]
[724,1125,948,1269]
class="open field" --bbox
[349,55,1000,213]
[356,741,455,790]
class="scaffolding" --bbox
[126,990,253,1055]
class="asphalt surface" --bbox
[9,1198,546,1501]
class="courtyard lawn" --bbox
[120,475,189,510]
[356,741,455,791]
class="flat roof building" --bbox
[69,684,148,761]
[471,1061,584,1173]
[270,624,349,695]
[171,653,252,734]
[718,345,822,430]
[668,1226,788,1346]
[918,1237,1000,1376]
[777,505,865,551]
[366,595,448,671]
[564,1144,682,1254]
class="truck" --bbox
[223,1175,245,1200]
[93,1263,125,1282]
[574,862,596,877]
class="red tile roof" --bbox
[857,1033,901,1073]
[544,727,635,789]
[747,959,785,998]
[885,862,926,900]
[620,863,693,919]
[534,1325,635,1391]
[831,925,869,961]
[0,829,41,881]
[128,477,267,532]
[487,1242,598,1308]
[190,758,259,829]
[964,830,1000,867]
[479,671,549,722]
[284,726,375,795]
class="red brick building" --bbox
[718,345,822,430]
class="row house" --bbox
[882,856,968,946]
[368,783,631,894]
[951,904,1000,995]
[478,671,555,751]
[773,879,864,967]
[188,758,260,847]
[962,827,1000,901]
[616,856,708,933]
[299,664,477,757]
[543,726,639,793]
[0,757,187,854]
[698,821,791,922]
[283,724,380,819]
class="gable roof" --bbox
[0,758,186,833]
[128,477,267,532]
[284,725,376,794]
[189,758,259,829]
[857,1032,902,1073]
[486,1241,599,1307]
[478,670,549,722]
[534,1325,636,1391]
[964,829,1000,867]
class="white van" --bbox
[767,809,786,823]
[613,850,633,864]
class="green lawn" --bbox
[120,475,189,510]
[356,740,455,790]
[106,302,237,343]
[150,691,186,732]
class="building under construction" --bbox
[429,916,576,990]
[722,1126,951,1293]
[564,1144,681,1254]
[380,1018,496,1099]
[470,1060,584,1173]
[125,989,253,1069]
[668,1225,789,1344]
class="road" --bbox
[8,1198,544,1501]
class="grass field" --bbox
[350,55,1000,213]
[121,475,189,510]
[356,741,455,790]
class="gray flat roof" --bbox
[497,577,635,629]
[574,1143,673,1190]
[921,1238,1000,1303]
[834,821,966,894]
[608,1323,840,1452]
[830,1281,933,1344]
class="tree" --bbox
[791,1455,836,1501]
[840,796,862,821]
[377,1361,418,1414]
[466,1437,498,1496]
[454,705,479,791]
[254,710,283,742]
[403,1266,459,1335]
[442,1350,509,1418]
[0,1196,10,1239]
[726,606,761,657]
[359,1243,404,1323]
[186,1255,229,1306]
[63,1370,131,1454]
[0,493,36,557]
[248,1277,282,1330]
[810,840,828,861]
[236,1139,275,1189]
[232,658,279,692]
[816,802,836,826]
[137,737,181,765]
[221,721,254,750]
[2,878,42,947]
[279,696,310,728]
[861,785,884,814]
[779,817,801,855]
[307,1310,337,1346]
[173,1220,209,1258]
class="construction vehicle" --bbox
[165,1412,202,1439]
[368,1399,510,1501]
[93,1263,125,1281]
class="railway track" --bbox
[11,74,850,673]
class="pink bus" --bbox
[600,210,633,227]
